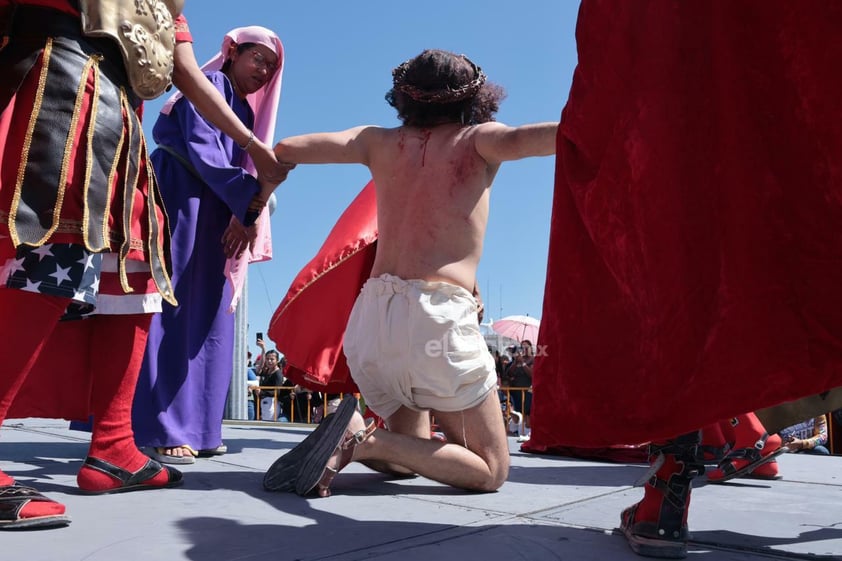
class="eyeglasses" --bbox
[248,49,277,74]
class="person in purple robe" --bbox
[132,26,286,464]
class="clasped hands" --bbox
[222,144,296,259]
[221,217,256,259]
[245,135,296,185]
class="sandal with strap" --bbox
[295,416,377,498]
[77,456,183,495]
[264,395,358,492]
[739,460,782,481]
[0,485,71,530]
[707,433,786,484]
[143,445,198,465]
[197,444,228,457]
[620,502,691,559]
[620,433,705,559]
[697,443,729,465]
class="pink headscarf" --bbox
[161,26,284,312]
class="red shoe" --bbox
[707,433,785,483]
[621,502,691,559]
[620,433,704,559]
[0,485,71,529]
[77,456,183,494]
[740,460,782,481]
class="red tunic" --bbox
[0,2,190,267]
[0,0,78,16]
[1,1,191,420]
[525,0,842,451]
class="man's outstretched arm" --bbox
[474,122,558,164]
[273,126,381,165]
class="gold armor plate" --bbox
[79,0,184,99]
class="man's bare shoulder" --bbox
[466,121,510,137]
[354,125,401,145]
[359,125,399,136]
[474,121,510,132]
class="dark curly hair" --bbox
[386,49,506,127]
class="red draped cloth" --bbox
[268,182,377,393]
[525,0,842,452]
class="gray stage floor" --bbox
[2,418,841,561]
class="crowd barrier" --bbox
[250,386,533,433]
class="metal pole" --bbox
[225,278,248,420]
[226,193,275,421]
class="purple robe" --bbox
[132,71,259,450]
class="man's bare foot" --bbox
[292,396,377,498]
[312,413,377,497]
[344,410,369,437]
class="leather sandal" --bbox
[697,443,729,464]
[143,445,198,465]
[77,456,183,495]
[295,416,377,498]
[264,395,358,492]
[620,502,690,559]
[707,433,786,484]
[197,444,228,457]
[620,433,704,559]
[0,485,71,530]
[739,460,782,481]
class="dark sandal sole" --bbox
[624,531,688,559]
[263,395,357,492]
[0,514,71,530]
[197,444,228,457]
[0,485,71,530]
[263,418,335,491]
[620,506,688,559]
[142,447,196,465]
[738,472,783,481]
[294,396,360,496]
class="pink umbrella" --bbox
[492,315,540,343]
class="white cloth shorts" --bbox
[344,273,497,419]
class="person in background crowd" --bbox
[246,352,260,421]
[258,350,286,421]
[504,345,532,442]
[780,414,830,456]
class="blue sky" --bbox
[142,1,581,349]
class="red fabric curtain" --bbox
[527,0,842,451]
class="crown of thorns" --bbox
[392,54,486,104]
